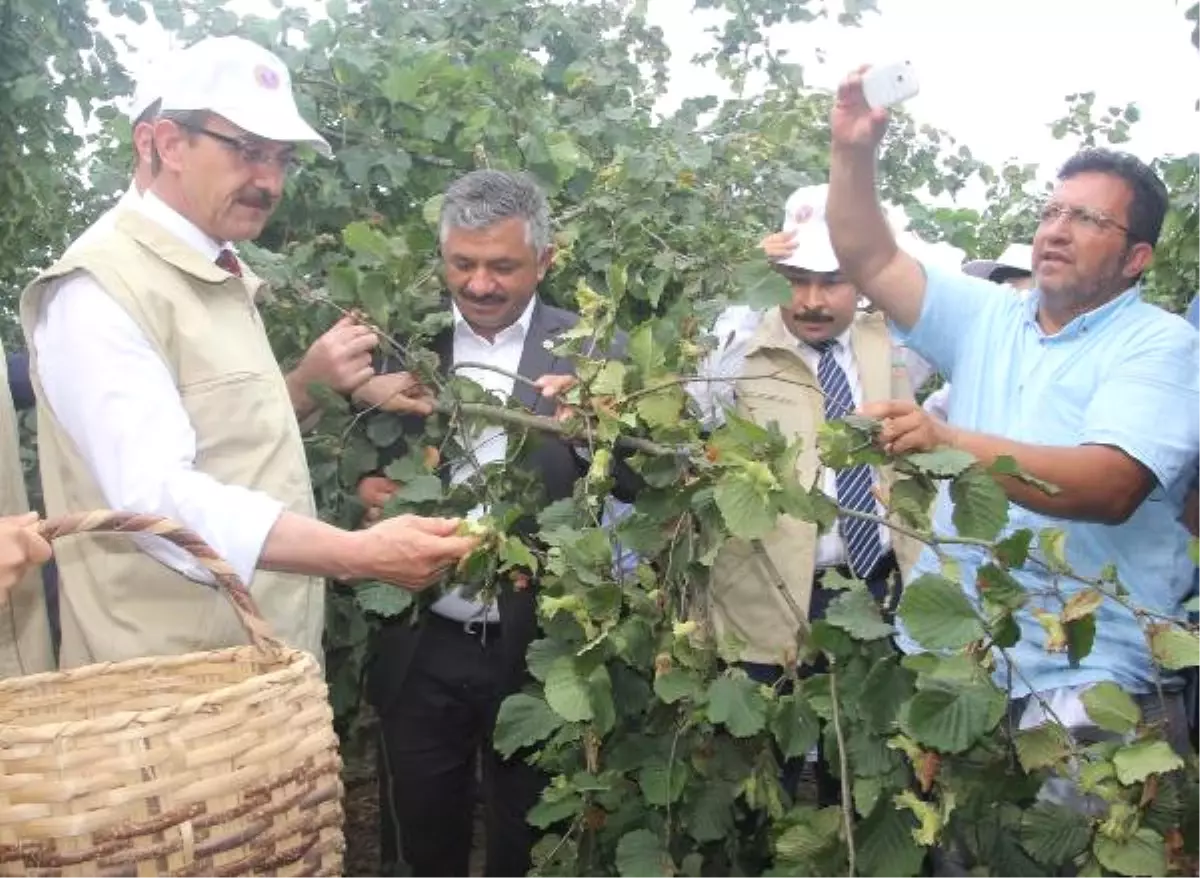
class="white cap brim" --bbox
[218,105,332,158]
[962,259,999,279]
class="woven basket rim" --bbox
[0,645,321,740]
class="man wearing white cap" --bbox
[18,35,478,667]
[923,241,1035,421]
[64,43,390,426]
[961,242,1035,290]
[689,183,927,805]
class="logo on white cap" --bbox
[157,36,331,158]
[793,204,815,224]
[254,64,281,90]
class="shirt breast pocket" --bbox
[1017,359,1100,443]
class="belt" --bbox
[426,608,503,643]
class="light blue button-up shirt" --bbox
[895,266,1200,696]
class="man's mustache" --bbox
[456,291,506,307]
[791,310,834,323]
[236,189,276,210]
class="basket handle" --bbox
[36,510,280,650]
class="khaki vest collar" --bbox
[114,210,268,301]
[744,307,799,359]
[742,307,896,406]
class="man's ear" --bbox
[1122,241,1154,280]
[132,120,155,168]
[151,119,191,173]
[537,244,557,282]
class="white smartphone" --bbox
[861,61,920,109]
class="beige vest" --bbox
[20,211,323,667]
[703,308,923,666]
[0,341,54,678]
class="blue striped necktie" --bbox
[813,339,885,579]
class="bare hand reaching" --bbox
[358,514,479,591]
[357,475,399,525]
[296,314,379,395]
[533,374,579,422]
[859,399,952,456]
[760,230,798,262]
[0,512,52,604]
[830,66,891,153]
[352,371,437,416]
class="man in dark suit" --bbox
[358,170,626,877]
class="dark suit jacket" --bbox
[368,298,630,713]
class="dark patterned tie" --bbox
[813,339,885,579]
[215,248,242,277]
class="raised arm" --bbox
[825,67,928,330]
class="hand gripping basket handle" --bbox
[36,510,281,650]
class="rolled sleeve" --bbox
[1081,328,1200,490]
[890,264,1004,380]
[34,275,285,587]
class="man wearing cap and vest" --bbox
[19,35,477,668]
[923,242,1034,421]
[63,46,389,428]
[688,183,927,804]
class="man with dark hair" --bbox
[359,169,628,878]
[825,69,1197,756]
[1056,148,1170,250]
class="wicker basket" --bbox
[0,511,344,877]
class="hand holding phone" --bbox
[861,61,920,110]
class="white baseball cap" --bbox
[962,243,1034,280]
[906,236,967,271]
[126,51,173,123]
[128,78,160,124]
[158,36,331,157]
[776,183,963,274]
[777,184,840,272]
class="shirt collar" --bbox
[118,182,142,206]
[130,191,230,263]
[802,325,853,355]
[452,295,538,344]
[1024,284,1141,340]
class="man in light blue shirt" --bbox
[824,69,1198,746]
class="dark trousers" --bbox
[742,554,898,808]
[376,613,546,877]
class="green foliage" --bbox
[0,0,133,343]
[7,0,1198,875]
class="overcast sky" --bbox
[645,0,1198,172]
[102,0,1198,189]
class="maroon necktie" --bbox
[215,249,242,277]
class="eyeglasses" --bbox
[175,122,300,173]
[1038,200,1131,237]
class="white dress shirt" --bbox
[429,297,538,625]
[689,305,927,568]
[33,192,285,588]
[64,183,142,256]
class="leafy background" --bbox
[2,0,1198,875]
